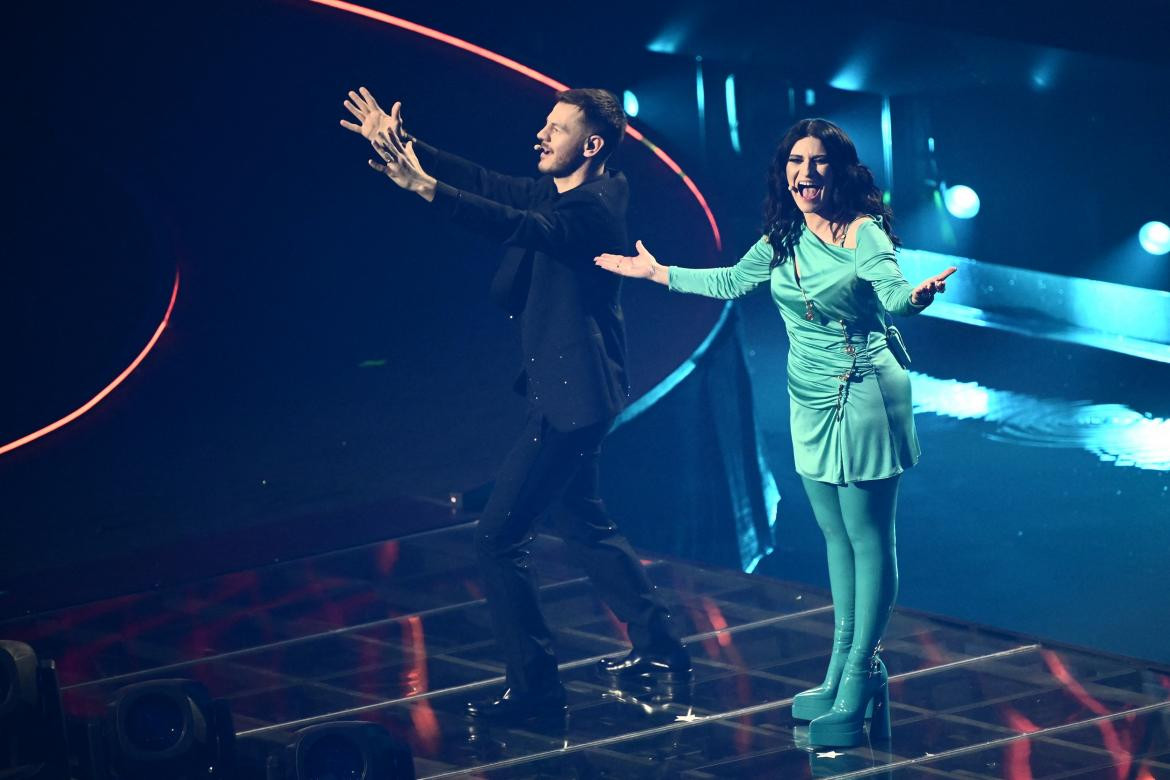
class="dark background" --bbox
[3,0,1168,660]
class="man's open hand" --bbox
[340,87,406,144]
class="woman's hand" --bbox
[594,240,668,285]
[911,266,957,307]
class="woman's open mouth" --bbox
[795,181,823,202]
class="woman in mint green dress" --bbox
[596,118,955,747]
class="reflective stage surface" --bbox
[4,522,1168,778]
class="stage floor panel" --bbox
[3,522,1168,778]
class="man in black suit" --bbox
[342,87,689,724]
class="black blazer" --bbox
[415,142,630,431]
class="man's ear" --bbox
[582,134,605,159]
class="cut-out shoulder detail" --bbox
[842,216,879,250]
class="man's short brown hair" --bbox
[555,88,627,162]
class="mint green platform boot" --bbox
[791,618,872,721]
[807,651,890,747]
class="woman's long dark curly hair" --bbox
[763,118,899,267]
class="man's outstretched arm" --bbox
[370,130,610,259]
[341,87,535,207]
[409,140,538,209]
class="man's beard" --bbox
[539,151,585,177]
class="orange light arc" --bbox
[0,269,181,457]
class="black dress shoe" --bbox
[598,647,692,683]
[604,678,694,714]
[466,686,567,728]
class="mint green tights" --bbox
[800,475,900,693]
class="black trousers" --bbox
[475,406,679,694]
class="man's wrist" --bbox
[413,176,437,203]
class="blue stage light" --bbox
[622,89,639,118]
[647,21,688,54]
[880,97,893,192]
[724,75,741,154]
[1138,221,1170,255]
[1031,53,1060,91]
[829,54,868,92]
[943,184,980,219]
[696,57,707,148]
[695,58,706,115]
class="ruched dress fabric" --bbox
[669,220,923,485]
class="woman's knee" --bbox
[815,513,848,539]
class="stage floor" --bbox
[5,520,1169,778]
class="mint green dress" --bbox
[670,219,923,485]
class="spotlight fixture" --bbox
[273,721,414,779]
[622,89,640,118]
[84,678,234,779]
[0,640,70,779]
[1139,221,1170,256]
[923,136,979,225]
[941,183,981,220]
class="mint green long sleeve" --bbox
[855,221,924,317]
[668,236,773,299]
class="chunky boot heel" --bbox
[868,675,891,741]
[808,654,889,748]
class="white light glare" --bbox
[943,184,981,219]
[725,75,741,154]
[1138,221,1170,256]
[622,89,639,118]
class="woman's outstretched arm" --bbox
[595,237,772,300]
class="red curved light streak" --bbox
[310,0,723,250]
[0,269,180,457]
